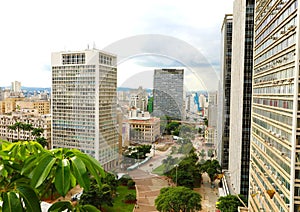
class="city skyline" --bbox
[0,0,233,88]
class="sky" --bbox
[0,0,234,90]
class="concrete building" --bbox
[129,86,148,111]
[16,100,50,115]
[0,97,25,114]
[228,0,254,198]
[11,81,21,92]
[51,49,118,170]
[217,14,233,170]
[153,69,184,120]
[0,110,51,144]
[127,109,160,144]
[249,0,298,211]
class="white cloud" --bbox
[0,0,233,87]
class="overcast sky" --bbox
[0,0,233,90]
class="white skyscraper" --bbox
[51,49,118,170]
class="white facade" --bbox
[51,49,118,170]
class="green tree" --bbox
[200,159,222,183]
[22,123,33,140]
[7,121,24,141]
[79,180,113,210]
[166,151,201,189]
[216,194,247,212]
[0,140,105,212]
[155,186,201,212]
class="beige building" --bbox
[250,0,298,211]
[126,110,160,144]
[16,100,50,115]
[0,97,25,114]
[0,110,51,144]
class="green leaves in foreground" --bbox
[48,201,100,212]
[26,147,105,197]
[0,141,105,212]
[1,186,42,212]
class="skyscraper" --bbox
[217,14,233,170]
[250,0,298,211]
[51,49,118,170]
[228,0,255,198]
[153,69,184,120]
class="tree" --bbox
[200,159,222,183]
[0,140,105,212]
[155,186,201,212]
[22,123,33,140]
[216,194,247,212]
[166,151,201,189]
[79,180,113,210]
[8,121,24,141]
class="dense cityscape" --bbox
[1,0,299,211]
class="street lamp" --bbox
[174,164,179,186]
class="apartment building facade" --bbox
[250,0,298,211]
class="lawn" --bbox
[152,164,166,175]
[101,185,136,212]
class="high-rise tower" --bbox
[218,14,233,170]
[228,0,255,198]
[51,49,118,170]
[153,69,184,120]
[250,0,298,211]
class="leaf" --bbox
[54,159,71,197]
[70,156,90,190]
[2,191,23,212]
[21,154,39,175]
[48,201,72,212]
[30,154,56,188]
[74,152,105,186]
[17,185,41,212]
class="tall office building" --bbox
[153,69,184,120]
[11,81,21,92]
[51,49,118,170]
[250,0,298,211]
[217,14,233,170]
[228,0,255,198]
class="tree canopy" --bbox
[216,194,247,212]
[155,186,201,212]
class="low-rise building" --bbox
[126,110,160,144]
[0,110,51,145]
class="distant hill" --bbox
[117,87,152,93]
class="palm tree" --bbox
[8,121,24,141]
[22,123,33,140]
[32,127,44,139]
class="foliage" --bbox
[79,180,113,210]
[166,151,201,189]
[200,159,222,183]
[124,193,136,203]
[203,118,208,127]
[0,141,105,212]
[155,186,201,212]
[124,145,151,160]
[119,174,132,186]
[162,155,178,172]
[102,185,135,211]
[216,194,247,212]
[127,179,136,189]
